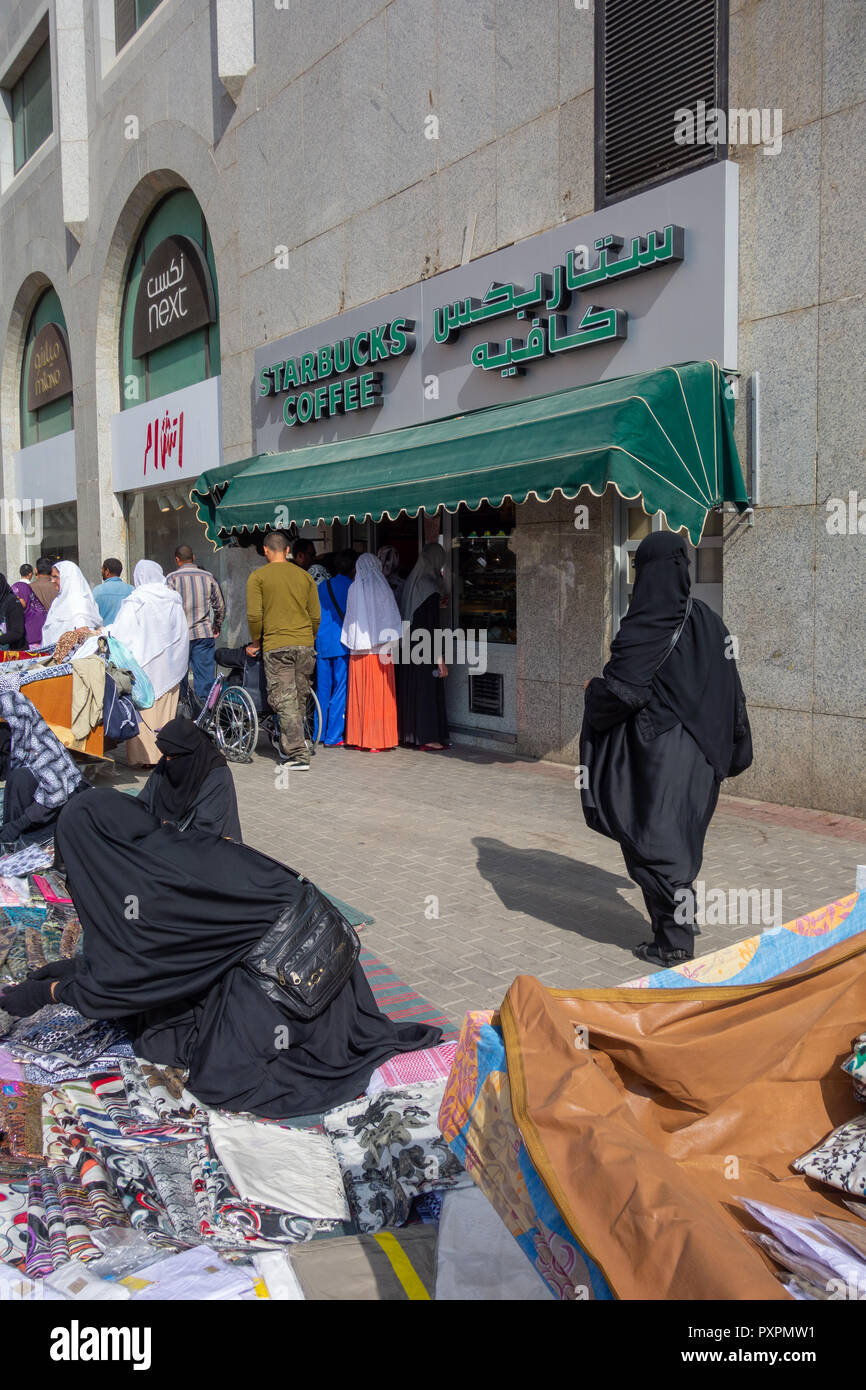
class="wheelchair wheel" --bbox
[304,690,323,753]
[214,686,259,763]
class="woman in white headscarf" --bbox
[41,562,102,648]
[108,560,190,766]
[341,553,401,751]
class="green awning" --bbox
[192,360,749,549]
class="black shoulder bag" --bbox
[244,880,361,1020]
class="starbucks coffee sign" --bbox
[26,323,72,412]
[132,235,217,358]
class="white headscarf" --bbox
[107,559,189,701]
[341,554,402,653]
[41,561,102,646]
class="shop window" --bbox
[119,189,220,409]
[616,500,723,624]
[20,288,74,449]
[9,39,52,173]
[455,501,516,646]
[595,0,728,206]
[115,0,165,53]
[37,503,79,566]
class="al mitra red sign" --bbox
[144,407,185,476]
[111,375,221,494]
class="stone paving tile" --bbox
[121,743,866,1028]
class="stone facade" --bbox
[0,0,862,812]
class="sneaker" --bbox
[284,759,311,771]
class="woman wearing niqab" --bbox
[341,554,401,751]
[580,530,753,967]
[0,788,443,1118]
[136,716,242,841]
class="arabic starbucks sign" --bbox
[253,160,738,453]
[132,235,217,358]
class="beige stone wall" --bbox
[726,0,866,815]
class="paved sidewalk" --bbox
[205,744,866,1027]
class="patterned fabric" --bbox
[19,661,73,685]
[137,1061,206,1127]
[0,688,84,809]
[98,1145,175,1235]
[22,1050,134,1086]
[439,1011,612,1302]
[625,892,863,988]
[323,1082,470,1233]
[843,1031,866,1104]
[0,1080,47,1162]
[366,1043,458,1096]
[42,1086,91,1165]
[0,845,54,877]
[50,630,93,665]
[1,1005,128,1065]
[90,1072,199,1142]
[794,1113,866,1197]
[188,1134,334,1249]
[25,1168,71,1276]
[145,1145,202,1242]
[0,1180,29,1268]
[75,1148,130,1231]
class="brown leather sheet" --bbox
[500,933,866,1300]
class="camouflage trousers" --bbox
[263,646,316,762]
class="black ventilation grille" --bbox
[469,673,504,718]
[597,0,728,205]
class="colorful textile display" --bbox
[0,1180,29,1268]
[0,1081,48,1162]
[323,1082,470,1233]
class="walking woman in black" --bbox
[580,529,753,967]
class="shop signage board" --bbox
[253,160,738,454]
[26,323,73,412]
[131,235,217,358]
[14,428,76,508]
[111,374,222,493]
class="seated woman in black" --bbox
[136,716,242,841]
[0,789,442,1118]
[0,681,87,845]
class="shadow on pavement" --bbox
[472,836,649,947]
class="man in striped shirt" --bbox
[165,546,226,702]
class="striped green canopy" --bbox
[192,360,749,548]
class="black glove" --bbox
[0,977,53,1017]
[28,958,78,982]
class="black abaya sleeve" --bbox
[583,674,651,732]
[189,767,243,841]
[135,772,159,814]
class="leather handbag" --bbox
[244,880,361,1020]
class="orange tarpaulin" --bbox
[500,932,866,1300]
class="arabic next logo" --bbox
[131,234,217,359]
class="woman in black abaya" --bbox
[1,790,441,1118]
[580,530,753,967]
[397,543,450,749]
[136,716,242,841]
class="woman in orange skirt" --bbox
[341,554,401,751]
